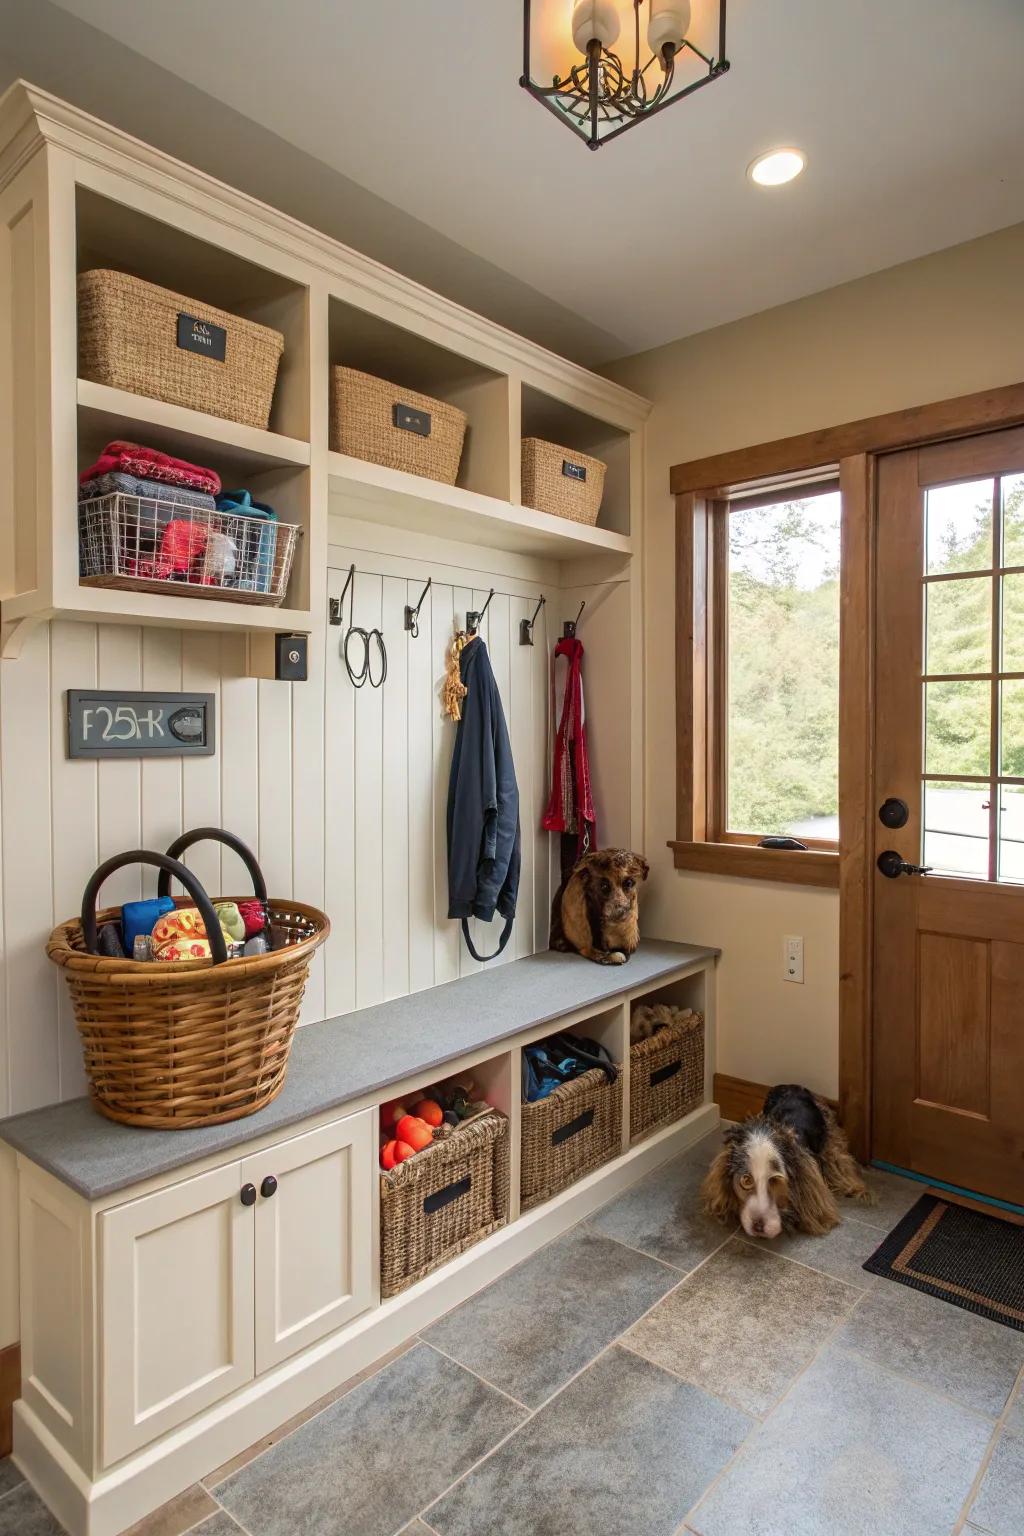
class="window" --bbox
[719,486,841,845]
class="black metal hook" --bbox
[466,589,495,635]
[329,564,356,627]
[519,594,546,646]
[563,599,586,638]
[405,577,432,638]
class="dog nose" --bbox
[752,1218,765,1235]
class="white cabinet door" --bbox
[100,1162,255,1466]
[246,1110,375,1374]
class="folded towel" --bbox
[79,440,221,495]
[121,896,175,954]
[79,471,217,512]
[215,490,278,593]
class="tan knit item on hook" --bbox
[443,631,473,721]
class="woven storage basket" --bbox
[380,1110,509,1297]
[630,1008,705,1144]
[520,1066,622,1211]
[47,829,328,1129]
[521,438,606,525]
[78,270,284,430]
[330,366,467,485]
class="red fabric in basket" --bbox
[80,440,221,495]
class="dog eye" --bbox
[623,878,634,891]
[739,1174,754,1191]
[601,879,611,894]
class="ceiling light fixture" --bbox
[748,147,806,186]
[521,0,730,150]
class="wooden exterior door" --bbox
[873,428,1024,1204]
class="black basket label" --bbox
[177,313,227,362]
[423,1175,471,1215]
[650,1059,682,1088]
[562,460,586,482]
[551,1107,595,1146]
[393,402,432,437]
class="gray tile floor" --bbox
[2,1128,1023,1536]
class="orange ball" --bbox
[379,1099,408,1131]
[380,1140,399,1170]
[412,1098,444,1128]
[395,1115,433,1152]
[393,1140,417,1163]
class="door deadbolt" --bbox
[878,798,910,830]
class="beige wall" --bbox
[606,221,1024,1099]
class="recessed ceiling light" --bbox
[748,148,806,187]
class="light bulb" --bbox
[748,148,807,186]
[647,0,691,58]
[572,0,620,54]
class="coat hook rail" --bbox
[519,594,546,646]
[404,577,432,638]
[466,588,495,635]
[563,599,585,638]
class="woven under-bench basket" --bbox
[630,1009,705,1143]
[46,830,328,1129]
[380,1110,509,1296]
[78,269,284,429]
[521,438,606,525]
[330,366,467,485]
[520,1066,622,1211]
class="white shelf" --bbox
[327,451,633,561]
[77,380,311,478]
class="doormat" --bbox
[863,1193,1024,1332]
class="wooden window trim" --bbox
[674,483,841,886]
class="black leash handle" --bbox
[81,851,228,963]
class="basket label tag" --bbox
[551,1107,595,1146]
[393,402,432,437]
[562,459,587,482]
[66,690,215,759]
[177,313,227,362]
[423,1176,471,1215]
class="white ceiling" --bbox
[47,0,1024,357]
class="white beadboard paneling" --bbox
[292,595,327,1024]
[218,635,260,895]
[432,584,460,986]
[256,678,293,900]
[139,628,183,895]
[96,625,144,908]
[1,623,59,1113]
[381,577,410,1001]
[180,632,223,897]
[49,621,98,1100]
[406,573,435,995]
[353,573,385,1009]
[534,606,554,952]
[510,596,535,962]
[324,569,356,1017]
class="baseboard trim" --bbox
[712,1074,839,1124]
[0,1342,19,1458]
[14,1103,718,1536]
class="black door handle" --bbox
[260,1175,278,1199]
[878,798,910,829]
[877,849,933,879]
[240,1183,257,1207]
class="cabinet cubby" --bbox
[521,385,632,537]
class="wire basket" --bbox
[78,492,300,606]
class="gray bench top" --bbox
[0,939,717,1201]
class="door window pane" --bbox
[1003,573,1024,672]
[923,780,989,879]
[925,577,990,675]
[924,680,990,777]
[1000,679,1024,776]
[725,491,840,838]
[998,784,1024,883]
[1002,474,1024,567]
[925,480,993,575]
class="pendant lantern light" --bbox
[521,0,729,149]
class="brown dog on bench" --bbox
[549,848,649,966]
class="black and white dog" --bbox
[702,1084,873,1239]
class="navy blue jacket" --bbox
[446,637,521,927]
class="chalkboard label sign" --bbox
[67,691,216,759]
[176,313,227,362]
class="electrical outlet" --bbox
[783,934,804,984]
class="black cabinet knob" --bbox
[260,1175,278,1199]
[240,1183,257,1207]
[879,798,910,829]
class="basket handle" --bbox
[157,827,268,904]
[81,851,228,963]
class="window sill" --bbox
[668,840,840,889]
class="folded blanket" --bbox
[79,440,221,495]
[79,471,217,511]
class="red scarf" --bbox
[542,636,596,859]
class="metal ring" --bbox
[343,626,371,688]
[367,629,388,689]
